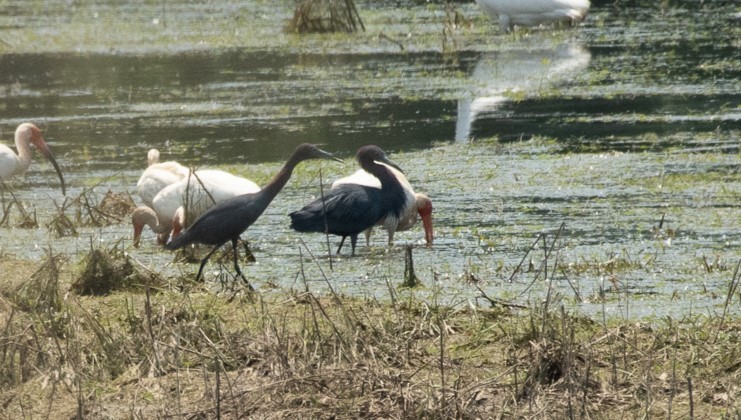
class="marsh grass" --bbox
[74,184,136,227]
[11,249,64,315]
[47,198,78,238]
[0,184,37,228]
[43,185,136,239]
[71,240,165,296]
[97,189,137,221]
[1,249,739,418]
[286,0,364,34]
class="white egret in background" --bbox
[475,0,590,33]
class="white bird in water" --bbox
[136,149,190,208]
[331,162,434,248]
[0,123,66,195]
[475,0,590,33]
[132,169,261,247]
[146,148,161,166]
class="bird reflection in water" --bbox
[455,44,591,142]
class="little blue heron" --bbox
[132,169,261,247]
[331,162,433,247]
[290,145,408,256]
[165,143,341,287]
[0,123,66,195]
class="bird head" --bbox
[131,206,158,248]
[294,143,343,163]
[19,123,66,195]
[356,145,403,174]
[146,148,161,166]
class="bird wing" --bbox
[332,169,381,189]
[290,185,387,235]
[478,0,589,15]
[167,192,262,248]
[0,144,22,178]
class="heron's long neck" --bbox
[140,207,170,233]
[255,155,302,210]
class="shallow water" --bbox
[1,1,739,320]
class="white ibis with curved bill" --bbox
[290,145,408,256]
[331,163,433,248]
[0,123,66,195]
[165,143,342,287]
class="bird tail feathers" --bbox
[289,211,326,233]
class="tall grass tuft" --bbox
[71,240,165,295]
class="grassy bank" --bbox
[1,251,739,418]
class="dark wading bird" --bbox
[331,162,433,248]
[0,123,66,195]
[165,143,341,287]
[290,145,408,256]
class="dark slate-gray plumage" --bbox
[166,143,341,287]
[290,145,407,256]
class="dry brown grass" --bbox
[285,0,364,34]
[0,184,37,228]
[0,251,739,419]
[70,241,166,296]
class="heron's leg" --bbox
[336,236,346,255]
[350,234,358,256]
[232,238,254,290]
[499,14,511,34]
[364,228,372,246]
[242,240,256,262]
[196,244,221,282]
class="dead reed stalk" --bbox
[286,0,364,34]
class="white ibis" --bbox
[290,145,408,256]
[146,148,161,166]
[0,123,66,195]
[136,153,190,208]
[331,163,433,247]
[132,169,261,247]
[165,144,342,286]
[475,0,590,33]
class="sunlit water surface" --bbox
[1,1,739,320]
